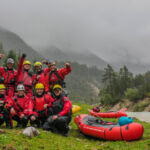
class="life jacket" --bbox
[49,70,65,88]
[51,96,64,115]
[93,107,100,112]
[51,96,72,116]
[33,95,46,111]
[35,70,46,85]
[13,97,24,112]
[22,71,32,87]
[0,68,15,85]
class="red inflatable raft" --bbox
[74,114,144,141]
[89,109,127,118]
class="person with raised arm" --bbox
[0,54,17,97]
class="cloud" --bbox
[0,0,150,63]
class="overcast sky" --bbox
[0,0,150,64]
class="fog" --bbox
[0,0,150,64]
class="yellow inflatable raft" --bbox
[72,105,81,114]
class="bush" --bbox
[100,94,114,105]
[125,88,141,102]
[145,92,150,97]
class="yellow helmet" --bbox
[23,60,31,65]
[53,84,62,91]
[34,61,42,67]
[35,83,44,89]
[0,84,6,89]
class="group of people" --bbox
[0,53,72,136]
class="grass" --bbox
[0,102,150,150]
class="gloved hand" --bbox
[65,62,70,68]
[22,53,26,58]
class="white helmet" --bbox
[7,58,14,64]
[17,84,25,91]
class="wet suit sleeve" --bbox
[16,56,25,83]
[45,74,50,92]
[58,66,72,79]
[58,97,72,116]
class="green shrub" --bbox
[125,88,141,101]
[145,92,150,97]
[100,94,113,105]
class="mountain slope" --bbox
[40,46,108,70]
[0,26,44,60]
[56,61,104,104]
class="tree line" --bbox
[100,64,150,105]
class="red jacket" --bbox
[49,96,72,116]
[6,95,32,116]
[44,67,50,74]
[29,94,53,117]
[45,66,71,92]
[33,70,46,86]
[0,67,17,87]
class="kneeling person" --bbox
[30,83,52,127]
[6,84,31,128]
[43,84,72,136]
[0,84,11,128]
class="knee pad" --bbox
[43,122,50,130]
[47,116,53,125]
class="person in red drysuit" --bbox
[16,54,36,97]
[43,84,72,137]
[6,84,32,128]
[29,83,53,127]
[0,84,12,128]
[33,62,46,86]
[0,54,17,97]
[45,61,71,97]
[42,60,51,74]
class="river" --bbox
[127,112,150,123]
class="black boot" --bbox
[5,120,13,129]
[15,121,22,128]
[21,116,28,128]
[3,109,12,129]
[0,115,4,126]
[61,126,69,137]
[6,123,13,129]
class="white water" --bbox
[127,112,150,123]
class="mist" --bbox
[0,0,150,64]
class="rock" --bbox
[23,127,40,137]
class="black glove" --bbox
[22,53,26,58]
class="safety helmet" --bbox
[17,84,25,91]
[53,84,62,91]
[48,60,56,65]
[0,84,6,89]
[7,58,14,64]
[34,61,42,67]
[35,83,44,89]
[23,60,31,65]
